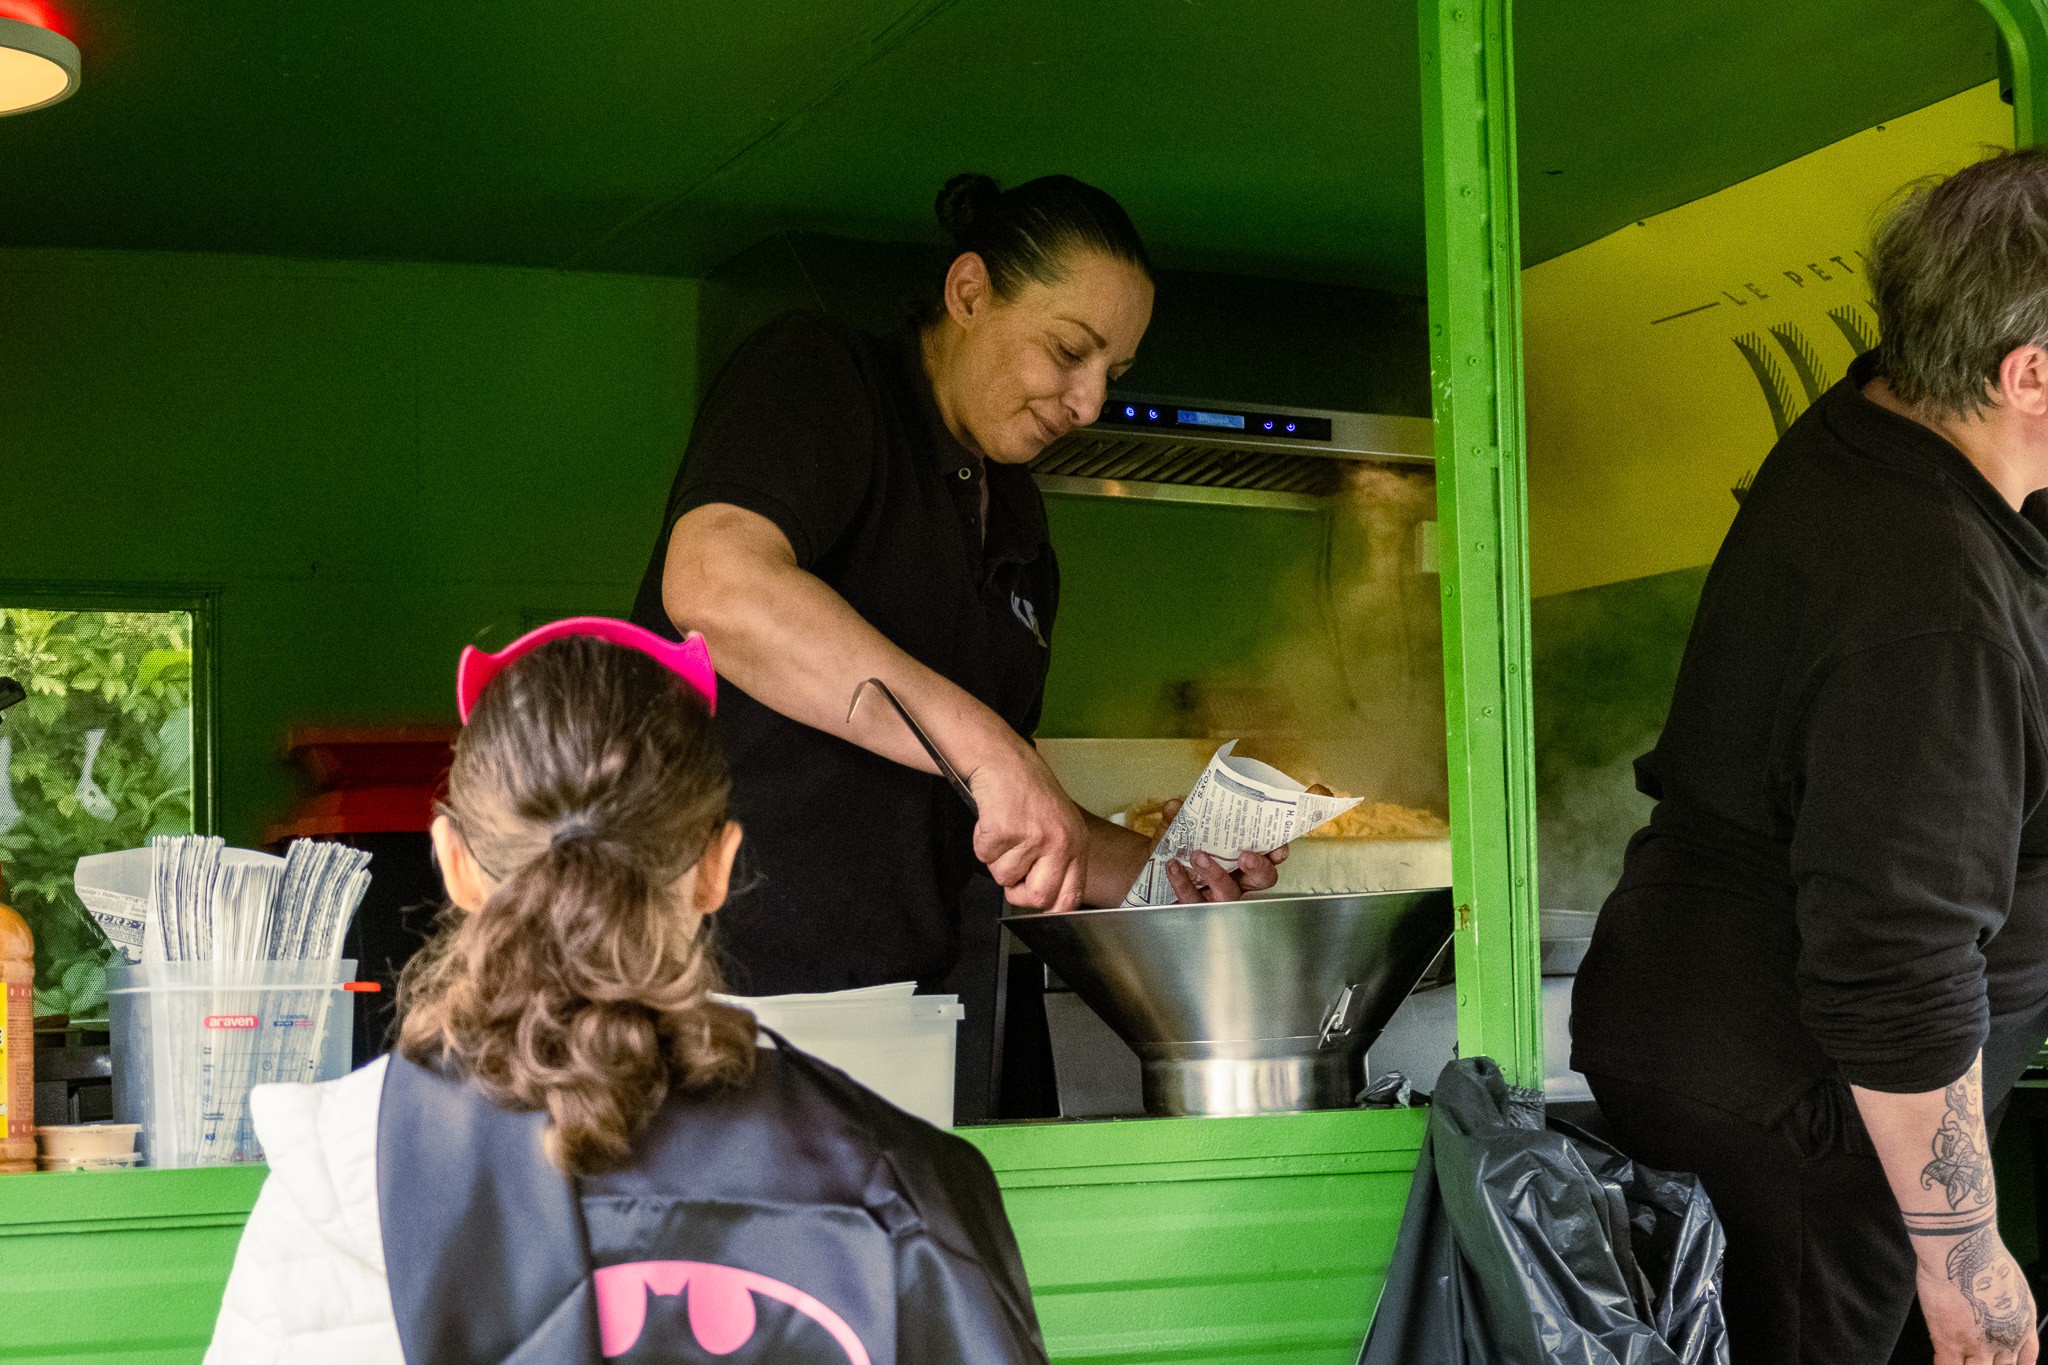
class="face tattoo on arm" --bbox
[1947,1226,2032,1350]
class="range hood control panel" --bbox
[1098,400,1335,445]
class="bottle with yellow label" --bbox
[0,869,34,1174]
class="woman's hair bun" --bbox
[919,172,1148,324]
[936,172,1002,245]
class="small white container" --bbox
[35,1123,141,1161]
[721,986,964,1128]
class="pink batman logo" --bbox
[593,1261,871,1364]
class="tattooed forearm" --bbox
[1945,1225,2033,1350]
[1854,1063,2036,1354]
[1920,1077,1993,1211]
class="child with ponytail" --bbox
[206,619,1049,1365]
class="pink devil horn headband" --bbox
[456,616,717,724]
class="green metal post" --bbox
[1418,0,1544,1088]
[1980,0,2048,146]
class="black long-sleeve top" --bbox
[1571,351,2048,1124]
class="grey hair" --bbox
[1871,148,2048,417]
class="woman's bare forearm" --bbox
[661,504,1027,776]
[667,504,1096,912]
[1083,812,1152,907]
[1855,1062,1998,1236]
[1853,1058,2035,1356]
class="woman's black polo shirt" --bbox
[629,312,1059,994]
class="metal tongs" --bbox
[849,678,979,817]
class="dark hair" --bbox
[1871,148,2048,416]
[923,172,1150,321]
[397,635,755,1174]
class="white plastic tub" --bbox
[721,984,964,1128]
[35,1122,141,1160]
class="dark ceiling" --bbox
[0,0,2002,287]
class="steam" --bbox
[1523,563,1705,915]
[1536,733,1656,913]
[1178,457,1669,914]
[1210,464,1449,813]
[1269,463,1661,909]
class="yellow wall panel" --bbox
[1525,82,2012,598]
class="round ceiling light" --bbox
[0,14,78,116]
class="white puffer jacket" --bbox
[204,1056,404,1365]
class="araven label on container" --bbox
[204,1014,260,1030]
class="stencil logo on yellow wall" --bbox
[1523,82,2013,599]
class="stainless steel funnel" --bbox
[1002,889,1453,1117]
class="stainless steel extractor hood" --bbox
[1031,393,1435,511]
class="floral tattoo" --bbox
[1921,1079,1993,1211]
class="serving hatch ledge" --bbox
[1,1107,1427,1365]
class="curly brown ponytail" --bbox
[397,634,755,1174]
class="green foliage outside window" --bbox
[0,609,196,1021]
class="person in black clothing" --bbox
[629,174,1282,996]
[1572,151,2048,1365]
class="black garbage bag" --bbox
[1358,1057,1729,1365]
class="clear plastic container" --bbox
[109,960,355,1168]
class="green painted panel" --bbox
[656,0,1425,287]
[964,1110,1424,1365]
[0,0,1999,284]
[0,1163,265,1227]
[0,249,699,845]
[1421,0,1544,1085]
[1983,0,2048,142]
[0,1167,264,1365]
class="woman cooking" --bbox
[628,172,1282,995]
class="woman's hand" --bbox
[1163,847,1287,902]
[1916,1231,2037,1365]
[1155,797,1290,904]
[967,741,1090,915]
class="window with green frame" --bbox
[0,594,214,1021]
